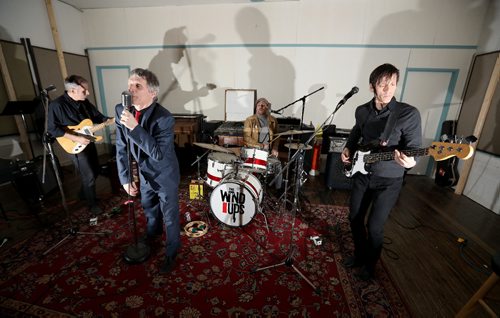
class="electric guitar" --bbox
[57,118,115,154]
[344,142,474,177]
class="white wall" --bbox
[0,0,499,213]
[82,0,486,126]
[0,0,87,54]
[463,0,500,214]
[81,0,489,176]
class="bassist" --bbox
[340,63,422,280]
[47,75,111,215]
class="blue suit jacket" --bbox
[115,102,180,192]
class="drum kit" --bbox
[191,128,313,229]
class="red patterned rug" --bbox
[0,187,409,317]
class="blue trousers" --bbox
[348,174,404,271]
[140,186,180,258]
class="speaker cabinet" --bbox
[12,156,59,204]
[325,152,352,190]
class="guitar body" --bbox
[56,118,114,154]
[344,150,370,177]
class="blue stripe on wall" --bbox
[87,43,477,51]
[96,65,131,145]
[400,67,459,176]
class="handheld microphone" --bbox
[121,91,132,110]
[42,84,56,94]
[338,87,359,105]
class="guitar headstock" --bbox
[429,142,474,161]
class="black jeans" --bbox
[348,174,404,271]
[71,144,100,207]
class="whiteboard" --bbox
[224,89,256,121]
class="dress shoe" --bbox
[354,265,375,281]
[343,256,364,268]
[160,254,177,274]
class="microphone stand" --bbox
[271,87,324,128]
[123,108,151,264]
[253,94,349,293]
[41,91,106,256]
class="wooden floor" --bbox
[1,156,499,318]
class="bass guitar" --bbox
[344,142,474,177]
[57,118,115,154]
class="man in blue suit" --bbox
[115,68,180,273]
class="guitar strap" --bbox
[379,103,401,146]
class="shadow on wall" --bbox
[355,0,489,176]
[235,7,296,117]
[148,27,216,114]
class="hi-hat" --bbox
[284,143,313,150]
[193,142,232,153]
[275,129,314,137]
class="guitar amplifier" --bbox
[12,156,59,204]
[325,153,352,190]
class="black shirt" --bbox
[47,92,108,138]
[345,97,422,178]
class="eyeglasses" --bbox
[79,85,89,94]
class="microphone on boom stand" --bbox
[121,90,151,264]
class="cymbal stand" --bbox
[40,91,106,256]
[253,145,319,293]
[273,135,294,212]
[188,149,211,226]
[253,92,355,293]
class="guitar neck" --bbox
[90,122,107,133]
[364,148,429,163]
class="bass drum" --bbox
[210,169,263,227]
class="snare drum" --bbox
[206,152,238,188]
[210,169,263,227]
[241,147,268,172]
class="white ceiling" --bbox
[59,0,295,10]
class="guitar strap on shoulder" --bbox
[379,103,401,146]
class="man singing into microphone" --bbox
[47,75,112,215]
[115,68,180,274]
[340,63,421,280]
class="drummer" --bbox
[243,97,279,157]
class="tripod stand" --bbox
[40,91,106,256]
[253,90,352,293]
[253,145,319,293]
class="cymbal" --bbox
[284,143,313,150]
[275,129,314,137]
[193,142,232,153]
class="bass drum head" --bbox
[210,179,257,227]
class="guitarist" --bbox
[340,63,422,281]
[47,75,111,215]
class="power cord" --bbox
[390,210,492,276]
